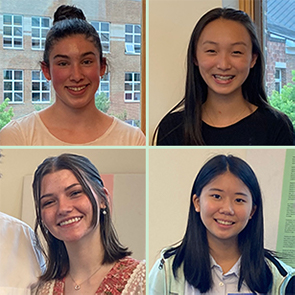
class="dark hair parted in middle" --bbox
[43,5,104,67]
[33,153,131,282]
[165,154,273,293]
[154,7,268,145]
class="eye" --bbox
[41,199,55,208]
[235,198,246,203]
[232,51,242,55]
[57,61,68,66]
[82,59,93,65]
[206,49,216,54]
[70,190,83,198]
[211,194,221,199]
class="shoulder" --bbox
[99,117,146,146]
[265,254,295,294]
[0,112,38,145]
[254,106,294,144]
[0,212,33,233]
[149,249,184,295]
[157,111,185,145]
[121,258,146,294]
[33,280,56,295]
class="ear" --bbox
[41,62,51,81]
[192,194,200,212]
[250,53,258,69]
[193,57,198,67]
[100,57,107,77]
[100,187,112,211]
[249,205,257,219]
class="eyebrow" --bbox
[201,41,248,47]
[40,183,81,199]
[53,51,96,60]
[208,188,250,197]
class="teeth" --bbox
[216,219,233,225]
[214,75,234,81]
[68,86,86,91]
[59,217,81,226]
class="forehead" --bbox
[50,34,99,57]
[41,169,79,189]
[203,171,251,193]
[198,18,252,45]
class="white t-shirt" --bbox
[0,212,45,295]
[0,112,146,146]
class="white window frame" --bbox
[3,14,23,49]
[3,69,23,103]
[31,16,50,50]
[97,72,110,98]
[31,70,51,103]
[125,24,141,55]
[91,21,110,53]
[125,72,140,102]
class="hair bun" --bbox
[53,5,86,25]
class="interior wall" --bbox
[149,148,286,269]
[148,0,223,143]
[0,148,146,260]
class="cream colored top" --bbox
[0,112,146,146]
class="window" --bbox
[125,72,140,101]
[97,73,110,98]
[125,24,141,54]
[91,21,110,53]
[3,70,23,102]
[31,16,50,50]
[32,70,51,103]
[3,14,23,49]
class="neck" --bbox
[202,90,256,127]
[65,228,105,276]
[208,236,240,273]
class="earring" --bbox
[101,208,107,215]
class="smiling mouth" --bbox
[213,74,235,81]
[59,217,82,226]
[67,85,87,92]
[215,219,235,225]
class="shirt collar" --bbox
[210,255,242,278]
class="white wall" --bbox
[149,0,223,143]
[149,148,286,269]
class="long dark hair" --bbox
[154,7,268,145]
[43,5,104,67]
[166,154,273,293]
[33,153,131,282]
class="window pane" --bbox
[42,93,50,101]
[32,17,40,26]
[14,15,22,25]
[14,93,23,102]
[125,93,132,100]
[14,82,22,91]
[32,28,40,38]
[14,38,22,47]
[4,93,12,101]
[4,82,12,91]
[125,35,133,43]
[3,38,12,47]
[3,27,12,35]
[32,93,40,102]
[32,82,40,91]
[101,23,109,31]
[125,24,133,33]
[125,73,132,81]
[42,82,50,91]
[42,18,50,27]
[3,70,12,80]
[3,15,12,24]
[134,92,140,101]
[14,71,22,79]
[135,25,141,34]
[125,83,132,91]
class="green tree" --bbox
[269,70,295,128]
[0,98,14,129]
[95,92,110,113]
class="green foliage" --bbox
[95,92,111,113]
[0,98,14,129]
[269,70,295,128]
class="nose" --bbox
[216,53,231,71]
[70,63,84,82]
[57,196,73,215]
[219,198,234,215]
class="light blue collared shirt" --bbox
[184,256,255,295]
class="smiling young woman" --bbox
[153,7,294,146]
[32,153,145,294]
[149,154,295,294]
[0,5,145,146]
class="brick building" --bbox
[0,0,142,125]
[265,0,295,97]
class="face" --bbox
[40,169,103,244]
[195,18,257,99]
[41,34,106,110]
[193,171,256,247]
